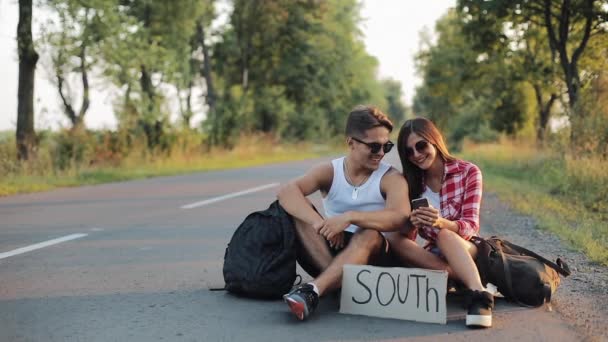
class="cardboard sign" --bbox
[340,264,448,324]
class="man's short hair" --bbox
[345,105,393,138]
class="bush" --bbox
[568,73,608,159]
[0,134,18,175]
[52,129,96,170]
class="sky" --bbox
[0,0,455,131]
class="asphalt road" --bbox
[0,152,584,341]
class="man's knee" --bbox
[350,229,384,252]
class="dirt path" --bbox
[481,192,608,342]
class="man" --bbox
[278,105,410,321]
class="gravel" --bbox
[481,192,608,342]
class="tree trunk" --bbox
[185,80,193,129]
[77,43,90,130]
[140,64,155,116]
[56,44,89,132]
[197,21,215,114]
[532,84,557,144]
[176,82,193,129]
[542,0,594,147]
[542,0,592,111]
[16,0,38,161]
[196,20,217,146]
[57,71,77,125]
[140,3,155,120]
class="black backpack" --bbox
[222,201,298,299]
[471,236,571,307]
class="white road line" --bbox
[0,233,88,260]
[181,183,280,209]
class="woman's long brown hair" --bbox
[397,117,456,200]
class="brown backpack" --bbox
[471,236,571,307]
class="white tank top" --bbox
[323,157,391,233]
[421,187,441,210]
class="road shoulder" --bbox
[481,192,608,341]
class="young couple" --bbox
[278,105,493,328]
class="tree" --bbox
[16,0,39,161]
[412,11,480,130]
[380,78,407,124]
[458,0,608,144]
[194,14,216,127]
[94,1,213,149]
[211,0,386,144]
[105,2,204,122]
[413,9,528,144]
[42,0,113,130]
[541,0,606,110]
[171,4,215,130]
[520,27,559,142]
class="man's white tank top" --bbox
[323,157,391,233]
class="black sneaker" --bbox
[447,279,467,295]
[465,290,494,328]
[283,283,319,321]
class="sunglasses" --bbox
[405,140,430,158]
[351,137,394,154]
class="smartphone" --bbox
[411,197,429,210]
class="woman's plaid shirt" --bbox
[418,159,482,242]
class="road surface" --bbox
[0,152,585,341]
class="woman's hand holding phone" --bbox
[410,197,441,228]
[414,206,441,227]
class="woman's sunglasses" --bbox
[351,137,394,154]
[405,140,430,158]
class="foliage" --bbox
[39,0,117,129]
[461,141,608,265]
[413,1,607,150]
[0,131,336,197]
[569,72,608,158]
[412,10,523,146]
[380,78,408,125]
[211,0,390,144]
[456,0,608,144]
[101,1,212,131]
[16,0,405,159]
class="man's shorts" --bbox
[296,230,398,278]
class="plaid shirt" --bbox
[418,159,482,242]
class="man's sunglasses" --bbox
[351,137,394,154]
[405,140,430,158]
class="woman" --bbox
[387,117,494,328]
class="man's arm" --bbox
[277,162,333,227]
[348,169,410,232]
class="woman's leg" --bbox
[435,229,484,291]
[386,232,454,277]
[435,230,494,328]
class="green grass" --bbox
[460,142,608,265]
[0,140,339,197]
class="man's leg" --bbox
[312,229,384,296]
[284,229,384,320]
[293,216,334,277]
